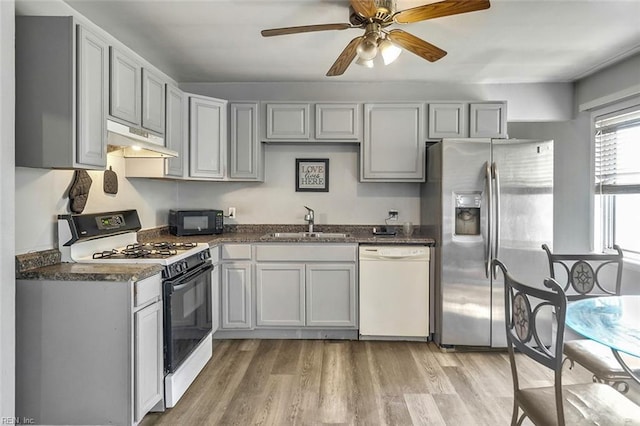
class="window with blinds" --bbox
[594,103,640,256]
[594,107,640,194]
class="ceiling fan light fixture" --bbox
[379,38,401,65]
[356,56,375,68]
[356,33,379,61]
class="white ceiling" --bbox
[56,0,640,83]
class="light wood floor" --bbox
[141,339,595,426]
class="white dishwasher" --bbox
[359,245,430,340]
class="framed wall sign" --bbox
[296,158,329,192]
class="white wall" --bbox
[1,0,15,418]
[508,115,590,253]
[181,81,573,122]
[15,154,177,254]
[575,53,640,110]
[510,52,640,294]
[177,144,420,225]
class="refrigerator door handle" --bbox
[492,161,501,279]
[485,161,492,278]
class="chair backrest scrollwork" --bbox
[541,244,623,301]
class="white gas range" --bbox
[58,209,214,409]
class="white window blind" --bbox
[594,106,640,194]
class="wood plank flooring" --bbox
[141,339,595,426]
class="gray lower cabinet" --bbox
[134,299,163,422]
[306,263,357,327]
[256,263,305,326]
[221,263,252,329]
[253,244,358,330]
[16,16,108,169]
[16,273,163,425]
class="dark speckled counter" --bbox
[15,249,164,282]
[16,262,163,282]
[16,225,435,281]
[138,224,436,246]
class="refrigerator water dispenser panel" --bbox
[454,193,481,237]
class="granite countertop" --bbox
[138,224,436,246]
[15,249,163,282]
[15,224,435,281]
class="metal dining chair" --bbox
[494,259,640,426]
[542,244,640,393]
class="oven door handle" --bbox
[166,262,213,293]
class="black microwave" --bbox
[169,209,224,236]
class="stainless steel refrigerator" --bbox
[422,138,553,348]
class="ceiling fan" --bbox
[261,0,490,77]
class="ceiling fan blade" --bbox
[351,0,377,18]
[261,23,351,37]
[327,36,363,77]
[394,0,490,24]
[388,29,447,62]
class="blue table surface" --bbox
[565,295,640,358]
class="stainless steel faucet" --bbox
[304,206,315,233]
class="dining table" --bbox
[565,295,640,385]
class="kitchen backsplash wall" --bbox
[176,144,421,225]
[15,154,177,253]
[15,143,420,253]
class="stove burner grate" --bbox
[92,250,118,259]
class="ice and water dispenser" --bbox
[454,192,481,237]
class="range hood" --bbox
[107,120,178,158]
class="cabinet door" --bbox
[189,96,227,179]
[362,103,425,182]
[256,264,305,327]
[306,264,357,327]
[211,262,221,333]
[141,68,165,134]
[76,25,108,168]
[428,103,467,139]
[165,85,186,177]
[229,102,263,181]
[266,103,310,140]
[109,47,141,125]
[134,301,163,423]
[221,263,252,329]
[469,102,507,138]
[315,103,361,140]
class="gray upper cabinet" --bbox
[164,85,186,177]
[315,103,361,140]
[109,47,141,126]
[469,102,508,138]
[189,95,228,179]
[141,68,166,134]
[428,103,467,139]
[361,103,425,182]
[229,102,264,181]
[265,103,310,140]
[16,16,108,169]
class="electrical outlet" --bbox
[388,210,398,221]
[228,207,236,219]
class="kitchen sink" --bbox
[265,232,349,239]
